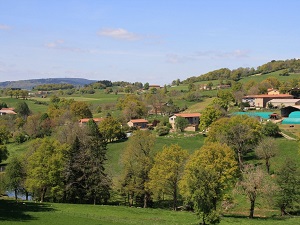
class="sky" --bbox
[1,0,300,85]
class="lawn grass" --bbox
[0,198,299,225]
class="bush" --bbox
[156,126,170,136]
[262,121,280,137]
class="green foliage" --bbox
[180,142,238,224]
[175,116,189,132]
[155,126,170,136]
[117,94,147,120]
[70,101,92,119]
[0,145,8,163]
[4,156,26,200]
[199,105,223,130]
[34,83,74,91]
[120,130,156,207]
[98,116,125,142]
[275,158,300,215]
[15,101,30,119]
[25,138,69,202]
[262,121,281,137]
[0,125,10,145]
[147,144,188,210]
[207,115,262,170]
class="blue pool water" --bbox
[232,112,274,119]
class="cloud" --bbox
[45,40,65,48]
[0,24,11,30]
[97,28,141,41]
[195,49,250,59]
[165,54,195,64]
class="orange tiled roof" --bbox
[174,113,201,118]
[243,94,293,98]
[79,118,104,123]
[129,119,148,123]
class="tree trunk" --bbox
[173,186,177,210]
[25,191,29,201]
[41,187,47,203]
[281,205,287,216]
[266,160,270,174]
[14,189,18,201]
[238,150,243,171]
[143,192,150,208]
[249,200,255,218]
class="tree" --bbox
[0,145,8,163]
[4,156,26,200]
[120,130,156,208]
[98,116,125,142]
[175,116,189,132]
[144,82,149,90]
[236,165,277,218]
[207,115,262,171]
[146,144,189,210]
[67,119,111,205]
[275,158,300,216]
[117,95,147,120]
[199,105,223,131]
[255,137,278,174]
[262,121,280,137]
[70,101,92,119]
[15,101,30,119]
[25,138,68,202]
[0,125,10,144]
[180,143,238,224]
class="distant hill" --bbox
[0,78,97,90]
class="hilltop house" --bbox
[0,108,17,115]
[242,94,293,108]
[127,119,149,129]
[79,118,104,126]
[169,113,201,131]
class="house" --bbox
[0,108,17,115]
[169,113,201,131]
[242,94,293,108]
[127,119,149,129]
[266,99,300,108]
[149,85,161,89]
[79,118,104,126]
[267,89,280,95]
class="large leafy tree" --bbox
[120,130,156,208]
[146,144,188,210]
[275,158,300,216]
[25,138,68,202]
[70,101,93,119]
[4,156,26,200]
[175,116,189,132]
[98,116,125,142]
[180,142,238,224]
[206,115,262,170]
[15,101,30,119]
[199,105,223,131]
[117,94,147,120]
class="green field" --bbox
[0,199,299,225]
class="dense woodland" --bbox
[0,59,300,225]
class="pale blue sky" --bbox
[1,0,300,85]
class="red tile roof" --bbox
[129,119,148,123]
[174,113,201,118]
[244,94,293,98]
[79,118,104,123]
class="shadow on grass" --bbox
[222,213,291,221]
[0,199,56,222]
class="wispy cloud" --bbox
[0,24,11,30]
[97,28,141,41]
[195,49,250,59]
[165,54,196,64]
